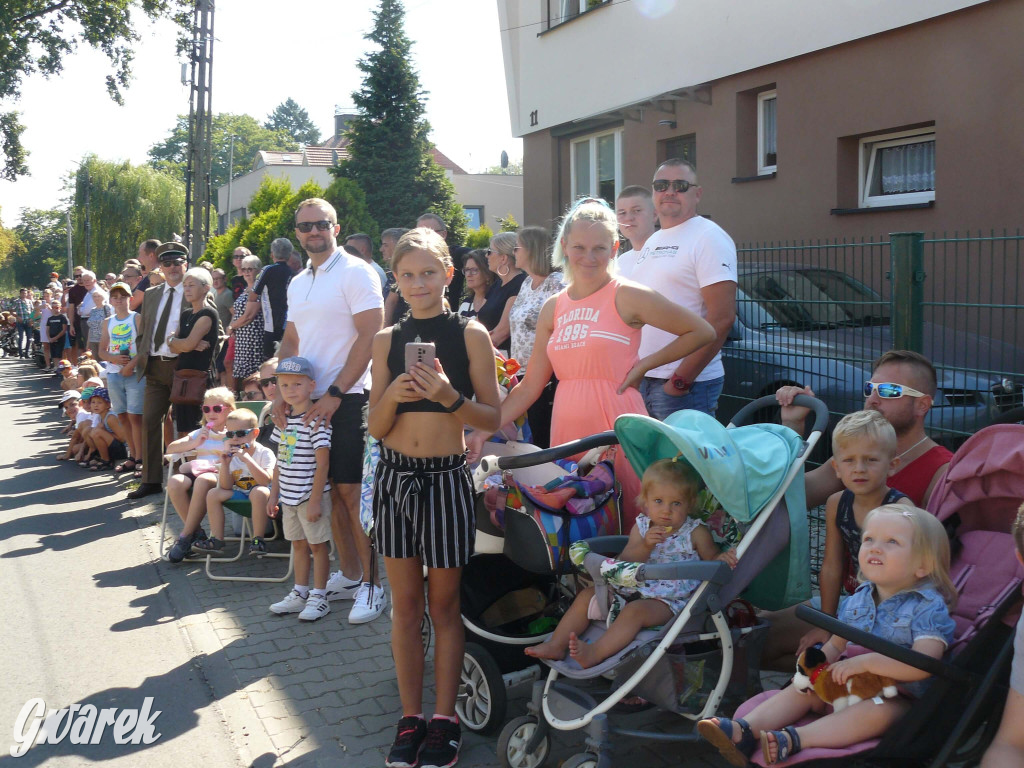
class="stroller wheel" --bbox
[456,643,506,734]
[498,715,550,768]
[563,754,600,768]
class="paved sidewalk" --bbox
[7,359,779,767]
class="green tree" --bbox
[323,177,379,245]
[464,225,494,250]
[71,156,185,277]
[0,0,190,180]
[12,208,67,287]
[0,208,26,292]
[265,98,321,146]
[333,0,466,245]
[148,112,298,192]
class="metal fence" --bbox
[729,230,1024,583]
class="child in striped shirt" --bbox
[268,356,333,622]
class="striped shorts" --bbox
[372,444,475,569]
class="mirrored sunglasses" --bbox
[863,381,926,399]
[652,179,697,193]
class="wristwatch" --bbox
[327,385,344,399]
[670,375,691,393]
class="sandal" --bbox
[114,459,137,474]
[90,460,113,472]
[761,726,801,765]
[133,468,143,479]
[697,717,758,767]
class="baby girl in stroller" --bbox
[524,457,737,668]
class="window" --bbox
[570,129,622,203]
[463,206,483,230]
[859,128,935,207]
[757,91,777,175]
[546,0,609,28]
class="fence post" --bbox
[890,232,925,353]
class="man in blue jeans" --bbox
[618,158,737,419]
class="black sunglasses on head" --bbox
[295,220,334,233]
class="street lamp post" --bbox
[225,134,235,234]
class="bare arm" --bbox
[829,638,947,685]
[614,282,716,392]
[805,462,845,509]
[691,524,737,566]
[229,290,260,330]
[272,322,300,427]
[383,291,400,326]
[303,306,383,430]
[981,688,1024,767]
[129,287,145,312]
[665,280,736,385]
[168,315,212,353]
[367,329,401,440]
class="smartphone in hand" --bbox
[404,342,436,373]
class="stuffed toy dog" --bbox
[793,646,898,711]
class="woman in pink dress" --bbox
[469,198,715,526]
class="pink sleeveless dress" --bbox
[547,279,644,526]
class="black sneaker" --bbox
[418,718,461,768]
[385,716,427,768]
[248,537,266,556]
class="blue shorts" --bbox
[107,370,146,415]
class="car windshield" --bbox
[738,269,890,331]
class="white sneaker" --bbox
[270,589,307,615]
[348,582,387,624]
[298,594,331,622]
[326,570,362,601]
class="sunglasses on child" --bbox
[295,220,334,233]
[863,381,927,399]
[652,179,698,194]
[224,428,253,439]
[202,404,228,413]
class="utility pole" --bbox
[65,211,73,278]
[184,0,214,260]
[225,133,234,234]
[84,166,92,271]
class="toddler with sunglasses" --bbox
[164,387,236,562]
[194,409,276,556]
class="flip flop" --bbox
[114,459,137,473]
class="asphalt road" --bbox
[0,359,250,767]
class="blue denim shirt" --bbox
[838,581,955,697]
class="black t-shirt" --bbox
[176,306,219,371]
[448,245,469,313]
[134,275,151,297]
[252,261,291,335]
[46,314,68,338]
[476,271,526,350]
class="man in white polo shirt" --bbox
[621,158,736,419]
[275,198,386,624]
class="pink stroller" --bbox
[730,423,1024,766]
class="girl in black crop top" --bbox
[366,228,501,746]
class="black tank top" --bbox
[387,311,475,414]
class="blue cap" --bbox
[276,356,315,378]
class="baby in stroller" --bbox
[525,457,737,668]
[698,503,956,765]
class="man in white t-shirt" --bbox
[627,158,737,419]
[274,197,386,624]
[614,185,657,274]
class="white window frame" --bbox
[757,90,777,175]
[858,128,935,208]
[549,0,605,28]
[569,128,623,203]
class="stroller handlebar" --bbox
[730,394,829,436]
[794,605,970,683]
[483,430,619,473]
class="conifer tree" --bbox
[333,0,465,244]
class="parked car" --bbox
[718,265,1024,445]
